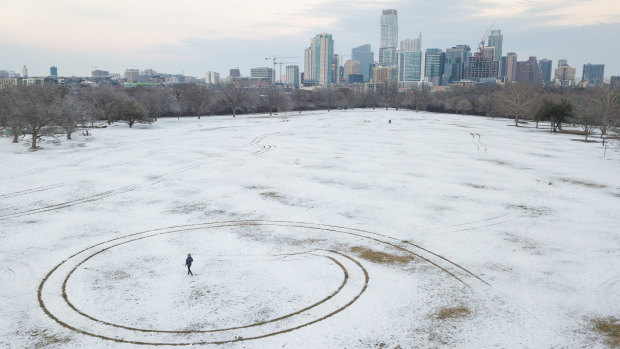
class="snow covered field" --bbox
[0,109,619,348]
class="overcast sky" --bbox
[1,0,619,79]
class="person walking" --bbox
[185,253,193,276]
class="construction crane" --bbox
[265,56,298,83]
[477,22,495,55]
[274,61,300,84]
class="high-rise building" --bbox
[500,56,508,78]
[22,65,28,78]
[466,53,497,80]
[400,33,422,52]
[487,30,503,62]
[539,59,552,83]
[50,66,58,78]
[373,65,396,85]
[343,60,362,83]
[554,60,576,85]
[425,48,445,86]
[286,65,300,88]
[250,67,274,82]
[206,71,220,84]
[125,69,139,82]
[398,51,423,83]
[332,54,341,85]
[306,33,334,86]
[229,68,241,79]
[352,44,374,82]
[443,45,471,84]
[505,52,518,82]
[582,64,605,85]
[379,9,398,66]
[304,46,315,84]
[610,76,620,88]
[515,56,543,84]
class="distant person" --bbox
[389,120,391,124]
[185,253,193,276]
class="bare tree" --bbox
[291,89,310,113]
[219,81,250,117]
[592,86,620,137]
[408,84,431,112]
[259,86,283,116]
[54,89,85,140]
[84,86,124,124]
[456,98,472,115]
[572,90,602,141]
[0,87,26,143]
[16,85,60,149]
[112,99,152,128]
[135,87,175,120]
[174,84,212,119]
[363,90,379,110]
[503,83,535,127]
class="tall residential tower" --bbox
[379,9,398,66]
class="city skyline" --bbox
[1,1,619,78]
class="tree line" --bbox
[1,82,619,149]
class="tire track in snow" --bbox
[39,220,484,346]
[0,136,267,221]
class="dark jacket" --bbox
[185,256,193,266]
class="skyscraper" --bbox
[286,65,300,88]
[582,64,605,85]
[352,44,374,82]
[515,57,543,84]
[400,33,422,52]
[305,33,334,86]
[304,46,315,84]
[558,59,568,67]
[443,45,471,84]
[425,48,445,86]
[332,54,341,85]
[379,9,398,66]
[505,52,518,82]
[50,66,58,78]
[487,30,503,62]
[22,65,28,78]
[398,51,423,83]
[539,59,552,83]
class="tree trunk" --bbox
[12,131,18,143]
[536,121,539,128]
[31,133,37,150]
[198,114,201,119]
[67,132,72,140]
[129,120,135,128]
[514,111,519,127]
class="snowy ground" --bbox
[0,109,619,348]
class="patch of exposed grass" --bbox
[559,178,607,189]
[260,191,283,199]
[435,306,471,320]
[506,203,553,217]
[350,246,415,265]
[592,317,620,347]
[29,329,71,348]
